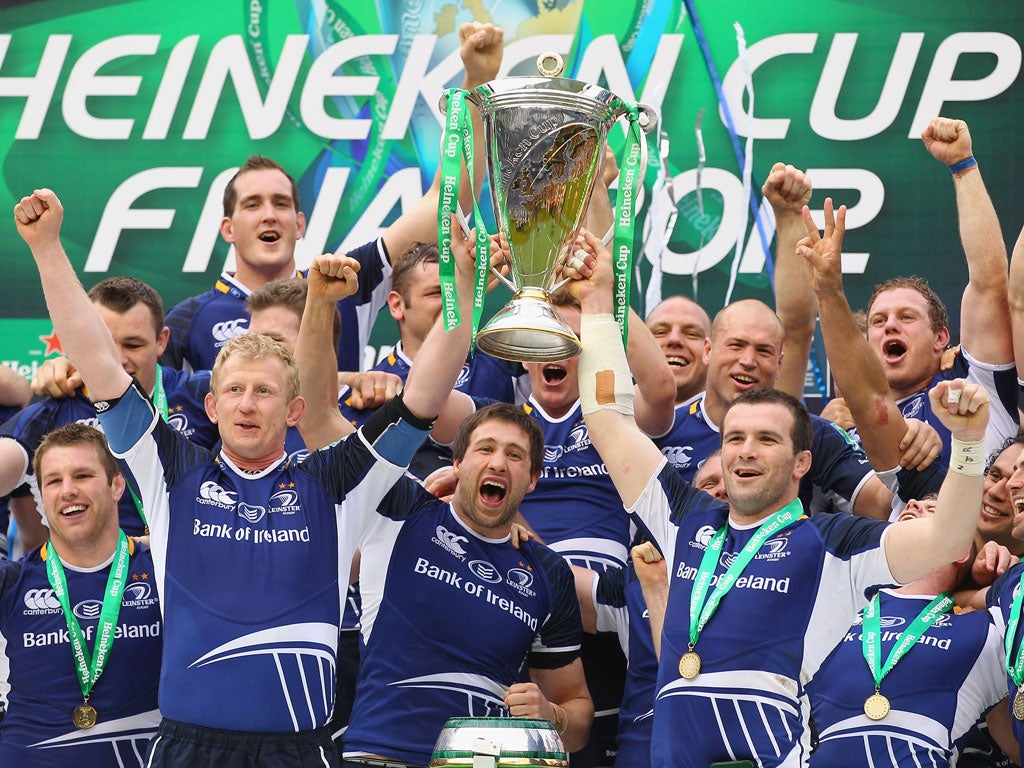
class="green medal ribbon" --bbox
[688,498,803,650]
[1003,570,1024,687]
[862,591,954,693]
[44,530,131,704]
[437,87,491,348]
[610,101,646,348]
[126,365,168,531]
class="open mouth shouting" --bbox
[258,230,281,244]
[542,365,568,385]
[882,339,908,364]
[480,478,509,508]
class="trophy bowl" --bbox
[429,717,568,767]
[440,73,655,363]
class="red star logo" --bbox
[40,330,62,356]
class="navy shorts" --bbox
[144,719,340,768]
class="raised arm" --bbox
[574,230,666,507]
[0,365,30,410]
[764,163,816,400]
[922,118,1012,364]
[1008,223,1024,395]
[797,199,908,470]
[884,378,989,584]
[14,189,131,401]
[626,306,676,437]
[401,221,476,422]
[381,22,503,261]
[294,254,361,450]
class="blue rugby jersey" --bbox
[344,491,581,765]
[97,380,431,732]
[986,562,1024,764]
[161,239,389,373]
[0,543,161,767]
[809,589,1003,767]
[632,461,896,768]
[1,367,215,536]
[518,398,632,571]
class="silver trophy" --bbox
[441,54,655,362]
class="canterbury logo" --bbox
[24,589,60,610]
[661,446,693,466]
[434,525,468,555]
[211,318,248,342]
[199,481,237,506]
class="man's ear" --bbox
[204,392,219,423]
[220,216,235,244]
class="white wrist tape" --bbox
[950,438,985,476]
[579,314,634,416]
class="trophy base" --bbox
[476,291,581,363]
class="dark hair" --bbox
[33,423,121,484]
[723,388,813,455]
[246,277,341,350]
[222,155,300,216]
[451,403,544,475]
[87,276,164,337]
[391,242,439,304]
[868,275,949,333]
[987,427,1024,472]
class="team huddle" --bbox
[2,18,1024,768]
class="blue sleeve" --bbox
[528,543,583,670]
[595,565,627,609]
[811,512,889,557]
[808,416,873,501]
[987,564,1024,611]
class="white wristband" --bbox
[578,314,634,417]
[950,438,985,476]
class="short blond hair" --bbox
[211,334,300,401]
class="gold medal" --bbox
[1014,690,1024,721]
[72,702,98,730]
[678,651,702,679]
[863,692,890,721]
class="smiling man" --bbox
[15,188,475,768]
[0,424,162,767]
[572,227,992,768]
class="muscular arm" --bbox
[0,438,29,498]
[14,190,131,402]
[381,22,502,262]
[884,379,989,584]
[627,307,676,437]
[576,232,667,508]
[632,542,668,661]
[922,118,1012,365]
[798,201,908,471]
[0,366,30,410]
[765,163,816,399]
[1008,224,1024,392]
[526,660,593,752]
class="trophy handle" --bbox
[635,103,659,133]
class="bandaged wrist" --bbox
[579,314,634,416]
[950,437,985,476]
[550,702,568,734]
